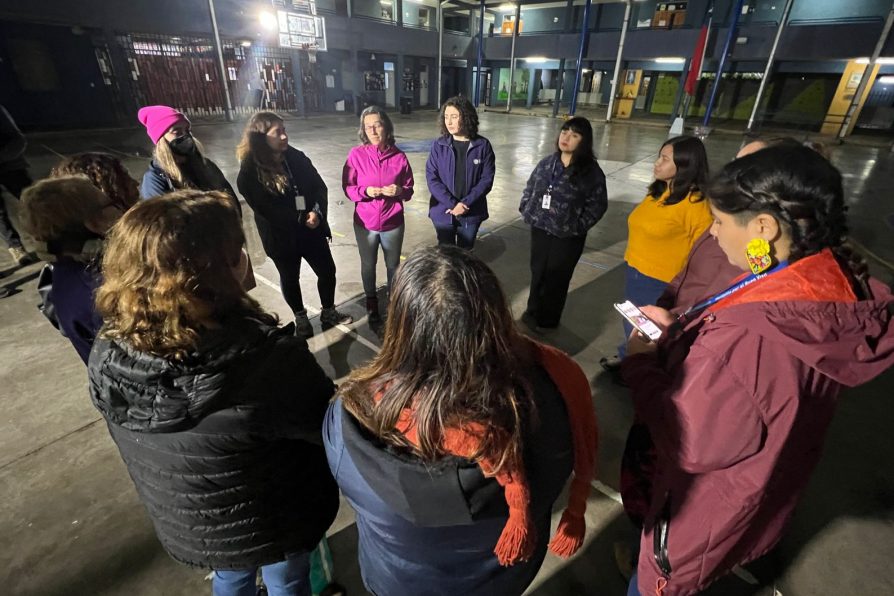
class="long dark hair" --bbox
[439,95,479,138]
[707,144,869,295]
[358,105,396,146]
[556,116,598,183]
[648,135,709,206]
[236,111,289,194]
[339,245,535,473]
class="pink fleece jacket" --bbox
[342,144,414,232]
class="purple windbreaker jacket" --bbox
[425,135,495,226]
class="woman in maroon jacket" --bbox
[621,145,894,596]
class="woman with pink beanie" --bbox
[137,106,238,213]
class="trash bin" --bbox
[400,97,413,115]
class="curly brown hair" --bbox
[96,190,275,360]
[50,152,140,210]
[439,95,479,138]
[20,176,108,243]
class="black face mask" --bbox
[169,133,196,156]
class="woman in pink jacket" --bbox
[343,106,414,324]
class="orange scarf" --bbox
[384,341,598,566]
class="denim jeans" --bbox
[434,218,481,249]
[618,264,668,357]
[353,221,405,298]
[626,572,642,596]
[213,551,312,596]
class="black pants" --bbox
[0,169,30,249]
[526,226,586,328]
[271,233,337,314]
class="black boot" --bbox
[366,296,381,324]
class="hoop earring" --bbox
[745,238,773,274]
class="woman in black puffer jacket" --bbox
[87,190,338,596]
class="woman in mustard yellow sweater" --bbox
[608,136,712,363]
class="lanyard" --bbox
[282,159,301,195]
[679,261,789,320]
[546,155,565,192]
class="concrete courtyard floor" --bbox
[1,110,893,595]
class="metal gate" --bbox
[117,33,300,118]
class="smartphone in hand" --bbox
[614,300,663,342]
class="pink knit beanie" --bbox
[137,105,189,145]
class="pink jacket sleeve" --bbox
[622,330,765,474]
[342,150,368,203]
[396,152,414,202]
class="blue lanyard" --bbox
[680,261,789,319]
[547,155,565,192]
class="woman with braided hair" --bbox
[620,144,894,596]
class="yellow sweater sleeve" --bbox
[624,191,712,283]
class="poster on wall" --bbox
[497,68,529,101]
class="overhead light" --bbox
[855,57,894,64]
[499,3,517,11]
[654,57,686,64]
[878,75,894,85]
[525,57,548,63]
[582,68,592,73]
[241,40,252,47]
[259,11,278,30]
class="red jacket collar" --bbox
[713,249,857,312]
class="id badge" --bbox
[541,193,551,209]
[294,194,307,211]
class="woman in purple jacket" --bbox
[343,106,414,324]
[425,96,495,249]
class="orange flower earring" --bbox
[745,238,773,274]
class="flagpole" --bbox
[746,0,794,132]
[671,1,713,134]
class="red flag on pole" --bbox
[685,26,709,95]
[685,3,714,96]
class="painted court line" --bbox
[578,259,610,270]
[252,271,380,354]
[591,479,623,504]
[41,144,67,159]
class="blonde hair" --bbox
[236,111,289,194]
[154,136,210,189]
[20,176,108,242]
[97,190,275,360]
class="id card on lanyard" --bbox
[542,155,564,210]
[283,160,306,212]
